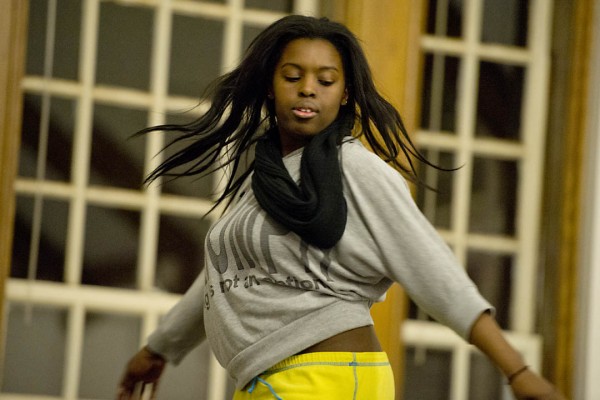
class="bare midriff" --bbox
[298,325,382,354]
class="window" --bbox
[405,0,552,398]
[2,1,319,399]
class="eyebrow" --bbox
[279,62,340,72]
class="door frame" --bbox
[0,0,29,353]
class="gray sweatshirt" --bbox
[147,138,493,389]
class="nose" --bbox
[299,78,316,97]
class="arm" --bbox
[469,312,567,400]
[342,143,566,398]
[146,268,208,363]
[341,143,495,339]
[116,269,209,399]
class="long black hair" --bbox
[140,15,436,210]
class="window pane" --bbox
[403,347,452,399]
[467,251,513,328]
[476,62,525,140]
[89,103,147,189]
[1,303,67,396]
[25,0,47,76]
[482,0,529,47]
[469,157,518,236]
[242,24,265,55]
[96,3,153,90]
[159,113,216,198]
[156,215,211,293]
[245,0,293,12]
[407,299,436,322]
[420,54,460,133]
[54,0,82,79]
[425,0,463,38]
[159,343,214,398]
[169,15,224,97]
[11,196,68,282]
[19,94,75,181]
[26,0,82,79]
[79,313,141,399]
[469,351,503,399]
[416,150,455,229]
[82,206,140,288]
[159,167,215,199]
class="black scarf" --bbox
[252,115,352,248]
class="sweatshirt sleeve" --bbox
[147,269,208,365]
[341,142,494,340]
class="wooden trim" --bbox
[335,1,425,397]
[553,0,595,395]
[0,0,29,345]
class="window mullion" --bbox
[511,0,553,333]
[451,0,482,266]
[137,0,174,292]
[62,303,85,399]
[64,0,99,286]
[293,0,318,16]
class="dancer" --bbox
[117,15,565,400]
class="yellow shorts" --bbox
[233,352,394,400]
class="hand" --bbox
[116,346,166,400]
[509,368,568,400]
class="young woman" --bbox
[117,15,566,400]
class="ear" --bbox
[267,87,274,99]
[341,88,349,105]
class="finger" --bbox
[140,383,153,400]
[119,375,138,394]
[150,380,160,400]
[132,382,143,400]
[117,385,135,400]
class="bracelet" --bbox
[507,365,529,385]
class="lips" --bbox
[292,104,318,119]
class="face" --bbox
[271,38,348,155]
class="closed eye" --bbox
[320,80,334,86]
[285,76,300,82]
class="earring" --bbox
[267,92,274,99]
[341,98,348,105]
